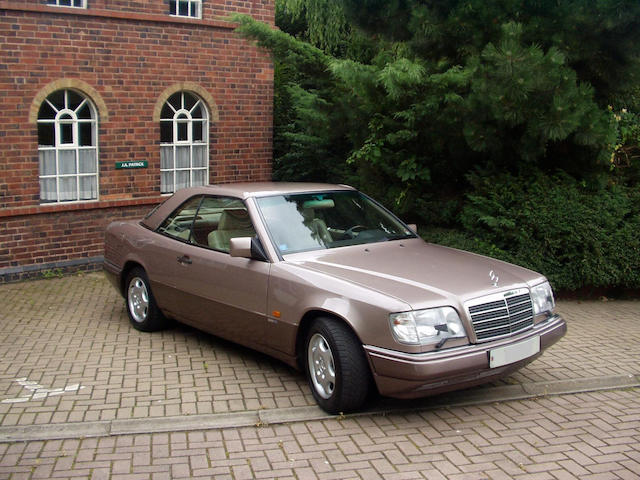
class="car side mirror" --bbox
[407,224,418,234]
[229,236,268,262]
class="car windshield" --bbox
[255,190,416,255]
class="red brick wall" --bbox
[0,203,155,282]
[15,0,274,23]
[0,1,274,279]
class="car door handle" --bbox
[177,255,192,265]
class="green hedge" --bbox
[424,171,640,291]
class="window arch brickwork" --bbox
[153,83,218,123]
[29,79,108,125]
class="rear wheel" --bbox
[305,317,370,414]
[125,267,168,332]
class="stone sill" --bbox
[0,196,164,219]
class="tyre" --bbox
[305,317,371,414]
[125,267,168,332]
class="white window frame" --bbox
[169,0,202,19]
[46,0,88,8]
[37,90,99,204]
[160,92,209,194]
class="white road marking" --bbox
[2,378,86,403]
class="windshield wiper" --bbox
[385,233,413,241]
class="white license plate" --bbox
[489,336,541,368]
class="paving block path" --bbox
[0,389,638,479]
[0,273,638,427]
[0,273,639,479]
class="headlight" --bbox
[531,281,555,315]
[389,307,466,346]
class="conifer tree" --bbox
[235,0,640,216]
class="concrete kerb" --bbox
[1,374,637,443]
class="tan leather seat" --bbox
[207,209,255,252]
[302,208,332,245]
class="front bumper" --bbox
[365,314,567,399]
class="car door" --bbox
[149,194,270,349]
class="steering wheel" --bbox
[345,225,367,238]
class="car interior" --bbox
[157,196,256,253]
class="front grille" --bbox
[467,290,534,342]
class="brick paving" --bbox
[0,273,639,479]
[0,273,313,427]
[0,273,638,427]
[0,389,638,479]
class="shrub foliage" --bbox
[235,1,640,292]
[450,172,640,290]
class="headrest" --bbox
[219,208,252,230]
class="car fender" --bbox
[105,221,161,295]
[266,262,414,355]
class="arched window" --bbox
[37,89,98,203]
[160,91,209,194]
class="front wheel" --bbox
[125,267,168,332]
[305,317,371,414]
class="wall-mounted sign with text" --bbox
[115,161,148,170]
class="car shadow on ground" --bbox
[163,316,520,415]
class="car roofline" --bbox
[199,182,356,200]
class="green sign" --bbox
[116,161,148,169]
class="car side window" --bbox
[193,196,256,253]
[156,196,203,242]
[156,195,257,253]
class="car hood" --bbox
[284,238,545,310]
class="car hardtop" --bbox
[141,182,356,231]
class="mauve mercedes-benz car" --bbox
[104,182,566,413]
